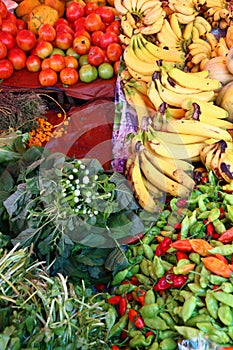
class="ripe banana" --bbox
[140,0,160,14]
[139,149,191,197]
[140,14,165,35]
[218,146,233,183]
[147,80,163,110]
[211,144,224,179]
[143,3,164,25]
[200,142,220,169]
[194,15,212,32]
[181,99,228,119]
[169,13,183,39]
[160,68,202,94]
[166,107,186,118]
[121,15,134,38]
[114,0,128,15]
[149,129,208,144]
[175,12,196,24]
[127,67,152,83]
[182,21,194,41]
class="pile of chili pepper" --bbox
[106,171,233,350]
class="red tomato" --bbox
[49,53,66,72]
[106,21,120,35]
[16,29,37,51]
[106,42,122,62]
[85,13,102,32]
[74,28,91,40]
[64,55,79,69]
[55,31,73,50]
[15,19,27,31]
[91,30,104,46]
[41,57,50,70]
[113,60,120,75]
[73,17,86,31]
[26,54,41,72]
[5,12,17,23]
[99,31,118,50]
[66,2,85,22]
[73,35,91,55]
[99,21,106,32]
[0,41,7,59]
[35,40,54,59]
[38,23,56,42]
[0,58,13,79]
[55,23,74,35]
[84,2,98,16]
[39,68,58,86]
[0,31,15,49]
[95,6,115,23]
[0,0,8,19]
[7,47,26,70]
[88,46,105,66]
[60,67,78,85]
[54,18,69,28]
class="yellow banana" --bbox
[143,3,163,25]
[217,37,229,57]
[181,99,228,119]
[166,107,186,118]
[121,16,134,37]
[218,146,233,183]
[173,3,195,16]
[200,142,220,169]
[175,12,196,24]
[160,68,202,94]
[194,15,212,32]
[182,21,194,41]
[134,35,160,63]
[147,80,163,110]
[140,0,160,13]
[127,79,148,95]
[149,129,208,144]
[127,67,152,82]
[191,52,208,65]
[123,0,133,11]
[140,14,165,35]
[169,13,183,39]
[114,0,128,14]
[193,21,208,36]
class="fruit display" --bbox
[0,0,123,85]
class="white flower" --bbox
[63,193,66,197]
[75,179,79,184]
[94,210,98,215]
[85,198,91,204]
[85,169,89,175]
[83,209,87,214]
[94,175,98,180]
[86,191,92,197]
[66,180,70,185]
[71,186,75,190]
[73,168,78,173]
[80,164,85,169]
[74,197,79,203]
[74,189,80,196]
[69,174,74,180]
[83,176,89,184]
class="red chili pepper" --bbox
[132,288,146,305]
[94,283,107,291]
[130,276,139,285]
[155,237,172,257]
[218,227,233,243]
[134,315,145,329]
[206,222,214,236]
[108,295,122,305]
[219,207,225,219]
[119,297,127,316]
[120,330,128,341]
[170,239,193,252]
[121,280,130,285]
[214,253,228,265]
[176,251,189,260]
[128,308,138,322]
[229,264,233,272]
[172,274,188,288]
[174,223,182,230]
[112,346,120,350]
[212,233,221,239]
[145,331,154,337]
[127,292,133,301]
[154,275,173,291]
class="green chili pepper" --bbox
[161,260,174,271]
[112,269,129,286]
[159,338,177,350]
[181,295,197,322]
[209,275,228,285]
[180,216,190,239]
[218,305,233,326]
[208,329,230,344]
[186,314,212,327]
[199,265,211,289]
[213,291,233,307]
[143,244,154,261]
[205,290,218,319]
[223,193,233,206]
[142,227,160,244]
[156,296,165,307]
[174,326,200,339]
[226,204,233,223]
[156,220,166,228]
[209,244,233,256]
[153,255,165,278]
[140,259,150,276]
[208,208,220,222]
[228,326,233,340]
[129,334,154,347]
[144,289,156,305]
[208,170,217,186]
[180,290,193,300]
[115,284,137,295]
[187,283,206,296]
[143,316,169,330]
[135,274,152,286]
[148,341,159,350]
[140,303,159,319]
[158,330,177,340]
[105,305,117,331]
[160,312,175,330]
[221,282,233,293]
[197,210,210,220]
[189,252,201,265]
[189,209,197,227]
[189,222,206,238]
[198,196,207,212]
[212,219,226,234]
[127,264,140,278]
[148,262,157,280]
[108,314,128,338]
[196,321,215,334]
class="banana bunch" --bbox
[200,139,233,183]
[202,0,231,30]
[168,0,198,24]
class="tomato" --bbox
[49,53,66,71]
[79,63,97,82]
[0,41,7,59]
[74,28,91,40]
[88,45,105,66]
[1,19,18,36]
[51,47,65,56]
[55,23,74,35]
[0,59,14,79]
[38,23,56,42]
[106,42,122,62]
[113,59,120,75]
[98,62,114,79]
[95,6,115,23]
[35,40,54,59]
[60,67,78,85]
[73,17,86,31]
[84,2,98,16]
[64,55,78,69]
[0,31,15,49]
[54,18,69,29]
[5,12,17,23]
[99,21,106,32]
[15,19,27,31]
[66,47,80,59]
[99,31,118,50]
[16,29,37,51]
[39,68,58,86]
[66,2,85,22]
[26,54,41,72]
[41,57,50,70]
[73,35,91,55]
[7,47,26,70]
[106,21,120,35]
[85,13,102,32]
[79,54,89,66]
[91,30,104,46]
[0,0,8,19]
[55,31,73,50]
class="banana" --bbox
[150,129,208,144]
[169,13,183,38]
[135,0,152,13]
[140,0,160,13]
[127,67,152,82]
[143,4,163,25]
[139,149,191,197]
[181,99,229,119]
[217,37,229,57]
[205,0,226,8]
[173,3,195,16]
[147,80,164,110]
[182,21,194,41]
[163,65,221,91]
[206,32,218,53]
[210,144,224,179]
[165,119,232,141]
[153,73,215,107]
[219,18,229,30]
[157,31,180,49]
[123,0,133,11]
[175,12,196,24]
[119,34,131,45]
[139,34,185,63]
[134,35,160,63]
[213,8,222,21]
[166,107,186,118]
[200,142,219,168]
[126,12,137,28]
[186,70,210,78]
[218,146,233,183]
[121,16,134,38]
[140,14,165,35]
[194,15,212,32]
[193,21,209,37]
[162,18,180,41]
[127,79,148,95]
[114,0,128,14]
[160,68,202,94]
[191,52,209,65]
[191,26,200,41]
[143,177,164,198]
[189,42,211,56]
[131,154,158,212]
[142,147,195,189]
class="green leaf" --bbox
[11,227,38,247]
[108,212,132,239]
[0,170,15,192]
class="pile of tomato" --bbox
[0,0,123,86]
